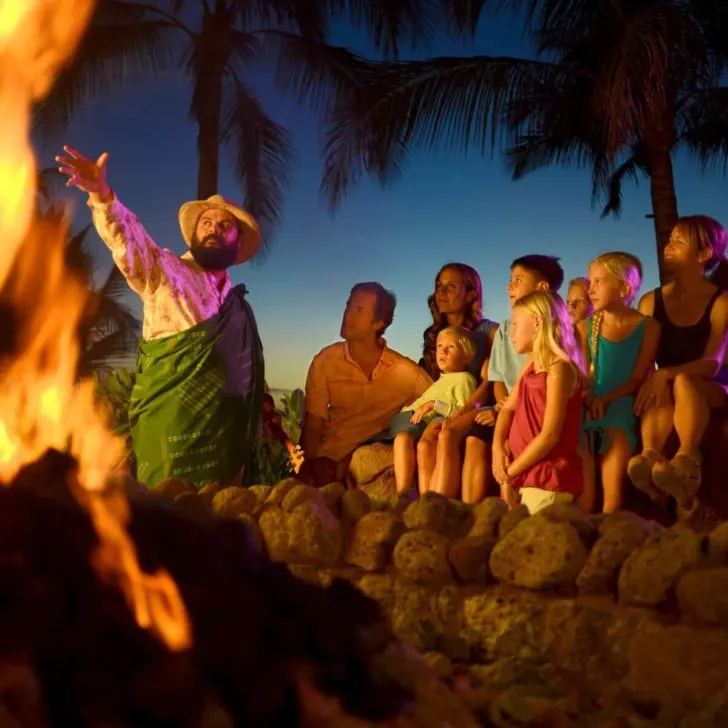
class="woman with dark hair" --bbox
[630,215,728,514]
[417,264,498,501]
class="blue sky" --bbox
[37,11,728,389]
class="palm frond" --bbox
[678,85,728,173]
[80,329,138,375]
[33,0,182,142]
[220,77,294,257]
[595,144,648,218]
[93,266,142,336]
[232,0,327,41]
[65,226,96,282]
[320,54,557,209]
[324,0,440,58]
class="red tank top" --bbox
[508,363,583,495]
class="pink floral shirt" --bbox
[89,196,232,341]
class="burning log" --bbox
[0,457,416,726]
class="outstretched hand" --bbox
[56,146,112,201]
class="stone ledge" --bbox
[154,478,728,725]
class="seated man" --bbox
[300,282,432,486]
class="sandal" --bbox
[652,452,702,508]
[627,449,664,500]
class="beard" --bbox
[189,234,238,270]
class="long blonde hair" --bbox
[514,291,586,378]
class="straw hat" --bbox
[178,194,260,265]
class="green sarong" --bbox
[129,284,264,489]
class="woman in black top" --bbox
[629,216,728,511]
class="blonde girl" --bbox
[578,252,660,513]
[492,291,586,515]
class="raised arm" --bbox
[56,146,162,296]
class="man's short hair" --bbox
[511,255,565,292]
[350,282,397,336]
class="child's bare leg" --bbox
[577,446,596,514]
[461,436,490,504]
[432,425,465,498]
[393,432,416,493]
[416,421,441,494]
[601,428,631,513]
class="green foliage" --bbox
[279,387,304,444]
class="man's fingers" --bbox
[63,145,85,160]
[96,151,109,169]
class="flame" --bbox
[0,0,191,652]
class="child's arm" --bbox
[506,361,575,481]
[596,317,661,406]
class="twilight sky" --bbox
[38,12,728,390]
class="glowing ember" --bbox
[0,0,191,652]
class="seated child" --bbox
[389,327,477,493]
[492,291,586,515]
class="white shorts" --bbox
[520,487,575,515]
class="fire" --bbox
[0,0,191,652]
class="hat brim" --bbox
[178,196,261,265]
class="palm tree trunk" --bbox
[196,63,224,199]
[645,122,678,284]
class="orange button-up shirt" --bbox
[305,342,433,462]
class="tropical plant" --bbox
[33,0,463,255]
[317,0,728,281]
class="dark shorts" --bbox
[467,422,495,444]
[368,411,442,444]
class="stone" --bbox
[618,526,701,607]
[347,443,394,486]
[258,506,291,562]
[393,530,454,585]
[498,504,530,538]
[468,497,508,538]
[539,502,596,546]
[197,481,222,504]
[281,483,325,512]
[358,470,397,506]
[625,622,728,712]
[341,488,371,523]
[441,499,475,541]
[266,478,301,506]
[403,494,448,531]
[391,582,441,651]
[462,587,547,663]
[355,573,398,614]
[490,515,587,590]
[287,500,342,566]
[235,512,262,550]
[676,567,728,626]
[153,477,195,499]
[345,511,405,571]
[577,518,649,595]
[211,486,257,517]
[449,535,496,584]
[319,482,347,517]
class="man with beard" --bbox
[56,146,264,489]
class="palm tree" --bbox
[317,0,728,281]
[33,0,459,255]
[36,169,141,374]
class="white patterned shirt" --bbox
[89,196,232,341]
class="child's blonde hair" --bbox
[513,291,585,377]
[437,326,476,363]
[589,251,643,305]
[588,252,644,377]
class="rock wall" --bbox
[159,477,728,727]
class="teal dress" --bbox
[583,316,646,453]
